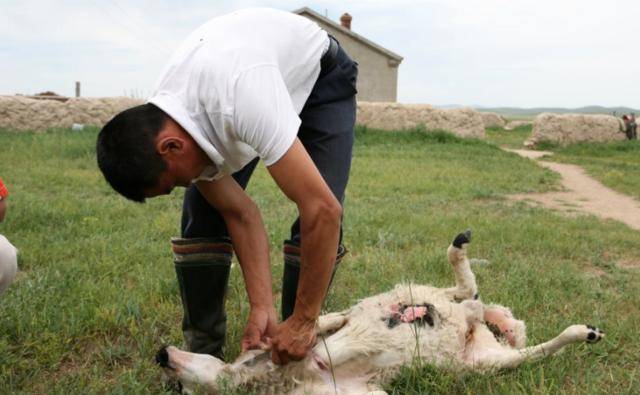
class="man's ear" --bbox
[156,136,185,157]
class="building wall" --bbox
[308,20,399,102]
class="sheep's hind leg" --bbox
[470,324,604,370]
[484,305,527,348]
[444,230,479,301]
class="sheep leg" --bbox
[483,305,527,348]
[444,230,478,301]
[317,311,348,335]
[468,324,604,369]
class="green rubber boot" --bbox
[172,237,233,359]
[281,241,347,321]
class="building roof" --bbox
[293,7,403,63]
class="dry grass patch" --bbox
[616,257,640,270]
[583,266,607,278]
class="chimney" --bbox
[340,13,352,30]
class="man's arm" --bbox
[267,138,342,364]
[195,176,278,350]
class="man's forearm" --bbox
[196,179,275,311]
[293,203,342,320]
[223,202,274,310]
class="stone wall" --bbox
[0,96,143,131]
[479,112,506,128]
[1,96,486,139]
[356,102,485,138]
[530,113,627,145]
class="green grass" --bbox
[1,127,639,393]
[484,125,532,148]
[545,140,640,200]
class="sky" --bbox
[1,0,638,108]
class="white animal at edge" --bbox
[156,230,604,394]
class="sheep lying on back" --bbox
[156,230,604,394]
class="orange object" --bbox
[0,177,8,199]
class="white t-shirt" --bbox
[148,7,329,180]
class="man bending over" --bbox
[97,8,357,365]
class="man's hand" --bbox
[270,314,317,365]
[242,306,278,352]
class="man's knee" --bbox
[0,235,18,295]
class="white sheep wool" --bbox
[0,235,17,296]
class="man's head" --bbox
[97,104,209,202]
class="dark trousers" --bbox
[181,44,358,308]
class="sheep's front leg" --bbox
[444,230,478,301]
[470,324,604,370]
[317,311,348,335]
[312,311,357,368]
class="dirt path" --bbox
[504,149,640,230]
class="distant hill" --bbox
[476,106,640,119]
[435,104,639,119]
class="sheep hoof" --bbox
[452,229,472,248]
[585,325,605,343]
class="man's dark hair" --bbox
[96,103,168,203]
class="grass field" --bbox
[484,125,533,149]
[1,127,639,393]
[486,125,640,200]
